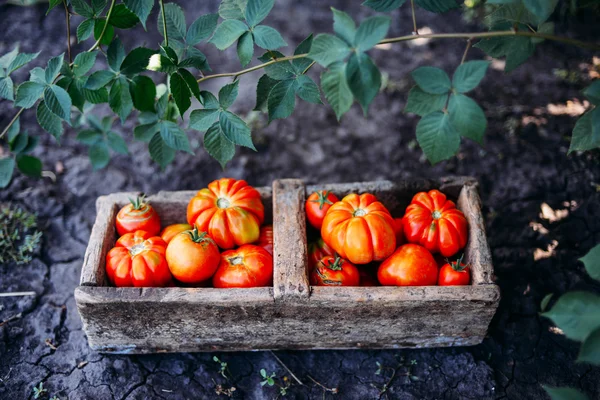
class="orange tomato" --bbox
[115,196,161,236]
[377,244,438,286]
[307,238,336,268]
[187,178,264,249]
[160,223,192,244]
[403,189,468,257]
[255,225,274,255]
[310,255,360,286]
[166,228,221,284]
[106,230,172,287]
[213,245,273,288]
[305,190,339,230]
[321,193,396,264]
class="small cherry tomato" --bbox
[116,196,161,237]
[392,217,405,246]
[378,244,438,286]
[106,230,172,287]
[307,238,336,268]
[310,255,360,286]
[160,223,192,244]
[438,256,470,286]
[213,245,273,288]
[255,225,274,254]
[166,228,221,285]
[306,190,339,230]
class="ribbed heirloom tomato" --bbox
[305,190,339,230]
[116,196,161,236]
[166,228,221,284]
[213,245,273,288]
[378,244,438,286]
[307,238,336,268]
[106,230,172,287]
[403,189,468,257]
[255,225,274,255]
[187,178,264,249]
[438,257,471,286]
[310,255,360,286]
[321,193,396,264]
[160,223,192,244]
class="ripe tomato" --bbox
[310,255,360,286]
[438,257,470,286]
[403,189,468,257]
[392,217,405,246]
[255,225,273,254]
[321,193,396,264]
[307,238,336,268]
[160,223,192,244]
[115,196,161,237]
[305,190,339,230]
[166,228,221,284]
[377,244,438,286]
[106,230,172,287]
[187,178,264,250]
[213,245,273,288]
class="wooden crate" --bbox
[75,177,499,354]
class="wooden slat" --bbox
[272,179,310,300]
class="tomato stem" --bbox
[326,256,343,271]
[216,198,230,209]
[450,254,468,272]
[129,195,148,210]
[353,209,367,217]
[309,190,335,210]
[229,256,244,265]
[432,210,442,220]
[187,227,215,245]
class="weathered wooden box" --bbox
[75,177,499,354]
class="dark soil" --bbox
[1,0,600,399]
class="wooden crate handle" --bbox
[272,179,310,301]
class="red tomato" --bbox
[305,190,339,230]
[115,196,161,237]
[160,223,192,244]
[377,244,438,286]
[255,225,274,254]
[438,257,470,286]
[187,178,264,249]
[310,255,360,286]
[213,245,273,288]
[392,217,405,246]
[166,228,221,284]
[307,238,336,268]
[403,189,468,257]
[321,193,396,264]
[106,230,172,287]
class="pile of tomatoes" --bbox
[105,178,274,288]
[305,189,471,287]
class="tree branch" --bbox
[62,0,72,63]
[87,0,116,52]
[460,38,472,64]
[160,0,169,47]
[410,0,418,35]
[0,108,24,140]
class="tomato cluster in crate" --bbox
[105,178,274,288]
[305,189,470,287]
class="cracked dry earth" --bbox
[1,0,600,399]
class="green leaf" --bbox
[219,80,240,109]
[89,141,111,170]
[201,91,220,109]
[332,8,356,45]
[321,62,353,121]
[0,158,15,188]
[72,52,98,77]
[309,33,351,67]
[0,47,18,70]
[15,82,45,109]
[415,0,459,13]
[531,22,554,44]
[452,60,490,93]
[295,75,321,104]
[245,0,274,27]
[159,120,192,153]
[149,132,176,168]
[77,129,103,145]
[10,133,28,153]
[237,31,254,67]
[568,111,600,153]
[157,3,187,41]
[204,122,235,169]
[292,34,314,73]
[138,111,159,125]
[405,86,447,116]
[186,13,219,44]
[45,53,64,84]
[485,3,538,28]
[263,52,295,79]
[541,291,600,342]
[362,0,406,12]
[161,44,179,65]
[37,101,64,141]
[578,327,600,365]
[190,109,220,131]
[179,50,210,71]
[584,81,600,106]
[411,66,451,94]
[120,47,155,76]
[92,0,108,13]
[109,76,133,123]
[71,0,94,18]
[177,68,201,100]
[94,19,115,46]
[170,71,191,115]
[130,75,156,112]
[134,123,159,142]
[106,131,129,154]
[448,93,486,144]
[474,32,535,73]
[252,25,287,50]
[210,19,249,50]
[590,107,600,141]
[254,74,278,111]
[21,135,38,154]
[109,4,140,29]
[354,15,391,52]
[124,0,154,29]
[541,293,553,311]
[346,52,381,114]
[47,0,62,14]
[77,19,97,42]
[85,70,116,90]
[523,0,558,24]
[219,0,247,20]
[416,111,460,164]
[268,79,296,122]
[29,67,47,84]
[220,110,255,149]
[6,118,20,143]
[107,38,126,71]
[0,77,14,101]
[7,51,40,74]
[580,244,600,282]
[44,85,72,123]
[16,154,42,177]
[542,386,590,400]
